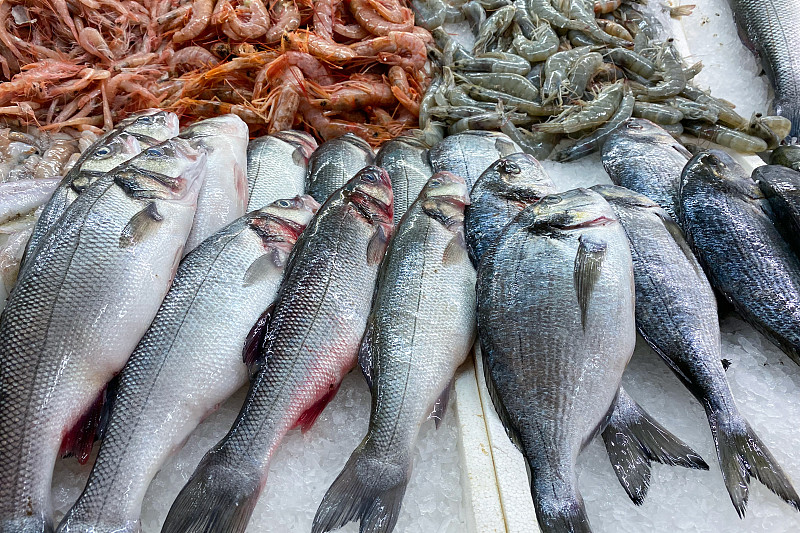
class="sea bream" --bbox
[180,114,250,254]
[161,166,393,533]
[57,196,319,533]
[680,151,800,366]
[477,188,707,533]
[246,130,317,211]
[594,183,800,517]
[313,172,475,533]
[374,135,433,223]
[428,130,521,190]
[0,137,206,533]
[305,133,375,203]
[753,164,800,256]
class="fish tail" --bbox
[601,388,709,505]
[529,471,592,533]
[312,443,409,533]
[161,449,261,533]
[708,406,800,517]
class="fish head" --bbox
[339,132,374,155]
[420,172,470,230]
[114,137,206,204]
[119,110,180,142]
[526,188,617,233]
[249,195,320,252]
[180,114,249,142]
[346,165,394,229]
[272,130,318,159]
[682,150,763,201]
[481,154,555,205]
[71,132,142,192]
[610,118,677,146]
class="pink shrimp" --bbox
[298,98,385,142]
[265,0,301,43]
[48,68,110,98]
[312,0,336,40]
[77,26,116,61]
[594,0,622,14]
[387,65,419,116]
[310,77,396,111]
[168,45,220,74]
[334,21,370,39]
[215,0,271,40]
[173,0,214,43]
[267,51,335,85]
[284,30,357,63]
[365,0,407,24]
[348,0,414,36]
[349,31,427,70]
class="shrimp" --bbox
[266,51,334,86]
[349,0,414,36]
[310,78,396,112]
[266,66,303,132]
[349,31,427,70]
[748,113,782,151]
[173,0,214,43]
[632,101,684,125]
[633,41,686,101]
[554,92,635,161]
[683,121,768,153]
[760,115,792,140]
[472,5,515,55]
[542,46,596,105]
[367,0,408,23]
[410,0,448,31]
[512,22,559,63]
[285,30,357,63]
[605,48,656,79]
[567,51,603,99]
[497,104,560,160]
[388,66,420,116]
[299,99,386,142]
[453,52,531,75]
[681,85,749,130]
[534,82,624,134]
[594,0,621,14]
[432,27,472,63]
[596,19,634,42]
[455,72,539,102]
[419,73,443,129]
[168,46,220,74]
[214,0,271,40]
[464,84,560,116]
[669,96,719,123]
[265,0,301,43]
[313,0,336,40]
[175,98,267,123]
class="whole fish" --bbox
[429,130,521,190]
[57,196,319,533]
[161,166,394,533]
[246,131,316,211]
[181,115,250,253]
[680,151,800,365]
[465,153,555,267]
[594,183,800,516]
[730,0,800,138]
[477,188,706,533]
[770,145,800,171]
[22,110,180,265]
[313,172,475,533]
[753,164,800,255]
[0,137,206,533]
[602,118,692,220]
[0,178,60,224]
[375,135,433,223]
[306,133,375,203]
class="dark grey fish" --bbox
[375,135,433,223]
[770,145,800,171]
[730,0,800,138]
[680,151,800,365]
[464,152,555,267]
[428,130,521,190]
[161,166,394,533]
[602,118,692,220]
[594,183,800,517]
[246,131,317,211]
[753,164,800,255]
[305,133,374,203]
[478,188,706,533]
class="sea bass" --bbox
[680,151,800,365]
[602,118,692,221]
[375,135,433,223]
[753,164,800,256]
[730,0,800,138]
[594,183,800,516]
[0,137,206,533]
[429,130,521,190]
[181,115,249,253]
[465,153,555,267]
[306,133,375,203]
[246,131,317,211]
[161,166,394,533]
[477,188,706,533]
[313,172,475,533]
[57,196,319,533]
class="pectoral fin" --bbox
[120,202,162,247]
[442,228,468,266]
[242,249,286,287]
[366,224,390,266]
[574,235,607,331]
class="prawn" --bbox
[215,0,271,40]
[534,82,624,134]
[168,46,220,74]
[388,66,420,116]
[472,5,515,55]
[349,0,414,36]
[349,31,427,70]
[298,99,386,143]
[594,0,621,14]
[309,77,396,112]
[366,0,407,24]
[172,0,214,43]
[455,72,539,102]
[265,0,301,43]
[632,101,684,125]
[284,30,357,63]
[683,121,768,153]
[313,0,337,40]
[553,92,635,161]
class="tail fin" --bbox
[529,470,592,533]
[161,450,261,533]
[312,444,409,533]
[601,388,709,505]
[707,407,800,517]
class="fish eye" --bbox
[277,199,291,207]
[138,115,154,124]
[628,123,643,131]
[95,146,112,157]
[543,195,562,205]
[146,147,164,157]
[429,178,442,187]
[363,173,378,182]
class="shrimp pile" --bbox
[0,0,432,146]
[418,0,789,157]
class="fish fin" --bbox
[574,235,607,331]
[312,444,409,533]
[601,387,708,505]
[294,384,342,433]
[366,224,390,266]
[480,343,524,452]
[60,384,108,464]
[532,488,592,533]
[162,450,261,533]
[707,407,800,517]
[428,379,454,429]
[358,317,376,390]
[243,250,285,287]
[442,229,468,266]
[119,202,162,248]
[96,375,120,441]
[291,146,305,165]
[242,304,273,372]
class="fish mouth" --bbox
[250,213,308,243]
[558,215,616,230]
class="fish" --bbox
[180,115,250,253]
[246,131,317,211]
[477,188,707,533]
[56,196,319,533]
[464,153,555,267]
[680,151,800,365]
[22,110,180,266]
[0,220,35,312]
[0,137,206,533]
[0,178,60,225]
[753,164,800,255]
[374,135,433,223]
[770,145,800,171]
[602,118,692,220]
[305,133,375,203]
[313,172,475,533]
[428,130,521,190]
[594,183,800,516]
[161,166,394,533]
[730,0,800,138]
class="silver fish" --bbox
[180,115,250,253]
[429,130,521,190]
[0,137,205,533]
[306,133,375,203]
[594,183,800,517]
[313,171,475,533]
[477,188,706,533]
[246,131,317,211]
[161,166,394,533]
[0,179,60,225]
[57,196,319,533]
[375,135,433,223]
